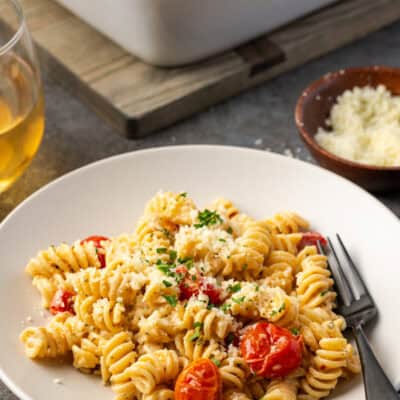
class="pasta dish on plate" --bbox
[19,191,360,399]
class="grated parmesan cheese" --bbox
[315,85,400,166]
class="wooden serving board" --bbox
[12,0,400,137]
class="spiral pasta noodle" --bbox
[296,247,336,309]
[220,355,250,390]
[265,212,309,235]
[263,378,299,400]
[174,330,225,362]
[74,296,126,333]
[26,241,101,278]
[19,192,360,399]
[127,349,182,394]
[179,300,234,340]
[144,191,196,225]
[67,267,143,304]
[300,338,348,399]
[72,334,104,372]
[20,312,86,359]
[226,221,271,279]
[143,386,175,400]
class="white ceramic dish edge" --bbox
[54,0,336,66]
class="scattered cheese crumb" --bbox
[254,138,263,146]
[53,378,63,385]
[26,316,33,323]
[283,148,294,158]
[315,85,400,166]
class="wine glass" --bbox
[0,0,44,193]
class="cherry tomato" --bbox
[200,281,223,306]
[240,322,303,378]
[175,359,221,400]
[176,266,201,301]
[81,235,109,268]
[298,232,327,251]
[50,289,75,315]
[176,266,222,305]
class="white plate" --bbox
[0,145,399,400]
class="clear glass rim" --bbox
[0,0,26,56]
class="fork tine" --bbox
[326,237,355,306]
[316,241,325,255]
[336,234,370,299]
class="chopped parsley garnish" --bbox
[210,357,221,367]
[162,295,178,307]
[228,283,241,293]
[191,275,197,281]
[190,322,203,341]
[242,264,248,271]
[320,290,329,297]
[271,303,286,316]
[162,280,173,287]
[194,209,223,228]
[156,263,172,275]
[220,303,231,312]
[291,328,300,336]
[178,256,194,269]
[189,330,201,342]
[232,296,245,304]
[218,238,226,242]
[169,250,177,262]
[255,285,260,292]
[156,247,167,254]
[227,227,233,235]
[179,192,188,197]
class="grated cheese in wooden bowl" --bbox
[315,85,400,166]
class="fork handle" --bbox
[353,325,399,399]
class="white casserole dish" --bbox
[55,0,336,66]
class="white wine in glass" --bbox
[0,0,44,193]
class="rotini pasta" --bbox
[26,240,103,278]
[20,312,86,359]
[127,349,182,394]
[20,192,359,399]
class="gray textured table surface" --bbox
[2,19,400,400]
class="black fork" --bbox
[318,235,399,400]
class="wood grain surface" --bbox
[2,0,399,137]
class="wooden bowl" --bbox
[295,66,400,192]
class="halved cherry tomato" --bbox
[50,289,75,315]
[81,235,109,268]
[201,281,223,306]
[176,266,222,305]
[175,358,221,400]
[240,322,303,378]
[176,266,201,301]
[298,232,327,252]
